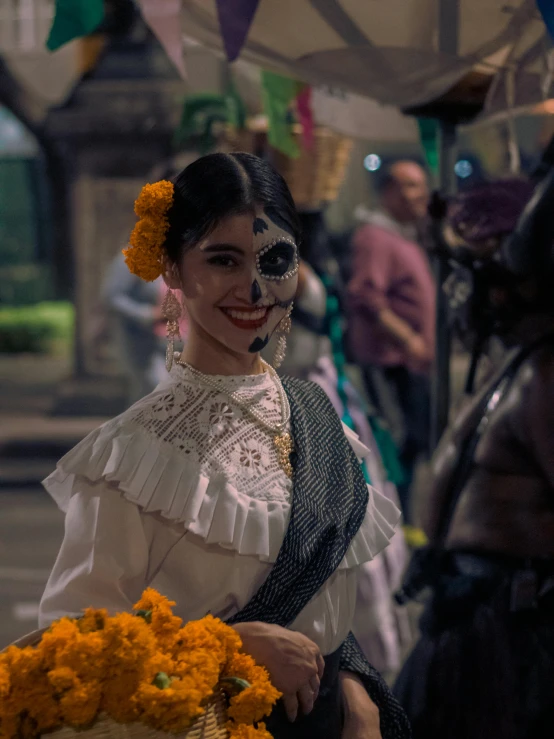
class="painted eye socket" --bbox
[256,240,298,279]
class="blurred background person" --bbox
[394,174,554,739]
[270,211,332,380]
[100,158,192,404]
[101,252,164,404]
[347,160,435,524]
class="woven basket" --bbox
[5,631,229,739]
[46,698,227,739]
[269,125,353,209]
[222,119,353,209]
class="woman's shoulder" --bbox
[42,376,293,563]
[42,380,190,507]
[282,375,352,427]
[87,379,184,440]
[281,375,372,458]
[280,374,329,401]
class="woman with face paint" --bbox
[38,154,408,739]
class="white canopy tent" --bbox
[180,43,421,142]
[180,0,551,121]
[179,0,552,442]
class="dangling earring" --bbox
[162,289,182,372]
[273,304,293,369]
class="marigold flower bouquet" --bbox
[0,589,280,739]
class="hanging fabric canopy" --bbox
[228,57,419,141]
[180,0,550,118]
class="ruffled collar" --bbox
[43,374,399,566]
[164,358,275,393]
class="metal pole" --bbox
[430,0,459,448]
[431,121,457,449]
[438,0,459,57]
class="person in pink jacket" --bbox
[348,160,436,522]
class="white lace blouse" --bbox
[39,365,400,655]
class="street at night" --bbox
[0,489,62,648]
[2,2,554,737]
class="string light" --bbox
[454,159,473,178]
[364,153,382,171]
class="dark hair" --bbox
[374,157,427,195]
[149,152,198,183]
[164,152,301,263]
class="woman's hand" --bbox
[233,622,324,721]
[340,671,382,739]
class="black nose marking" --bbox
[251,280,262,303]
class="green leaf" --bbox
[46,0,104,52]
[152,672,172,690]
[135,609,152,623]
[221,676,251,694]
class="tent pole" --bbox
[431,121,457,449]
[430,0,459,449]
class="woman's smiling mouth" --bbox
[220,305,275,330]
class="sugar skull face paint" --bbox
[176,209,298,357]
[255,235,298,282]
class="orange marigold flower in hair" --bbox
[134,181,174,220]
[123,180,174,282]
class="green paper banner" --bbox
[224,80,247,131]
[417,118,439,177]
[261,70,302,159]
[174,86,246,154]
[47,0,104,52]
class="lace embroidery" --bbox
[129,366,293,503]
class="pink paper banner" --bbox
[296,86,314,150]
[138,0,186,78]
